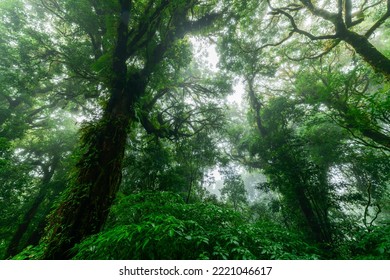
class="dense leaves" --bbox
[71,192,319,260]
[1,0,389,260]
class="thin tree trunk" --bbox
[7,193,46,258]
[248,90,333,244]
[25,180,66,247]
[6,156,59,258]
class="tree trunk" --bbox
[336,101,390,149]
[6,156,59,258]
[294,184,332,245]
[41,1,135,259]
[25,180,66,247]
[359,127,390,149]
[39,0,219,259]
[7,193,46,258]
[342,31,390,79]
[248,91,333,244]
[42,114,131,259]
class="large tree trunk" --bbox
[42,78,143,259]
[39,0,219,259]
[294,183,332,245]
[42,114,131,259]
[41,1,135,259]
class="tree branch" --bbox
[270,6,338,41]
[250,31,294,52]
[364,181,382,231]
[365,5,390,38]
[344,0,352,27]
[285,39,341,61]
[127,0,170,59]
[299,0,340,24]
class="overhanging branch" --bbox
[365,3,390,38]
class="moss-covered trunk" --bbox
[39,0,217,259]
[42,115,130,259]
[342,31,390,80]
[294,184,332,246]
[41,0,135,259]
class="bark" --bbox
[42,115,131,259]
[295,184,332,245]
[40,1,222,259]
[296,0,390,78]
[341,31,390,80]
[41,0,135,259]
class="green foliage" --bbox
[121,126,223,201]
[0,137,32,258]
[12,243,45,260]
[72,192,319,260]
[348,226,390,260]
[220,170,247,211]
[0,114,78,258]
[2,0,390,261]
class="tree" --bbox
[218,9,333,245]
[0,0,86,258]
[265,0,390,78]
[220,167,248,211]
[35,0,231,259]
[4,116,77,258]
[216,1,390,254]
[0,137,32,258]
[2,0,389,261]
[293,58,390,150]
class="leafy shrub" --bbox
[72,191,319,259]
[349,225,390,259]
[12,244,45,260]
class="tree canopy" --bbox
[1,0,389,260]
